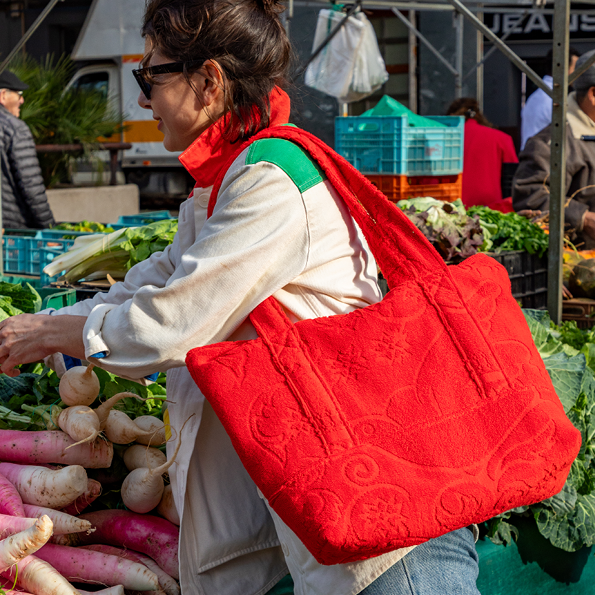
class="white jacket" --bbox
[52,141,414,594]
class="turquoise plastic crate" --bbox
[335,115,465,175]
[3,234,75,277]
[115,211,172,226]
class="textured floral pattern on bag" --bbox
[186,126,582,566]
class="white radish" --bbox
[0,462,87,509]
[121,422,184,514]
[95,392,146,430]
[123,445,167,472]
[1,554,81,595]
[59,365,100,407]
[156,485,179,526]
[134,416,166,446]
[58,407,101,448]
[104,411,151,445]
[22,506,93,535]
[0,515,53,572]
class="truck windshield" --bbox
[73,72,109,99]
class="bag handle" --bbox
[208,126,448,290]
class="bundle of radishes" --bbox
[0,364,181,595]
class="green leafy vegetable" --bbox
[44,220,178,283]
[53,221,115,234]
[468,206,549,257]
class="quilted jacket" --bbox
[0,105,55,229]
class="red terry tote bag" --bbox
[186,125,581,566]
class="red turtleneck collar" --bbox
[179,87,291,188]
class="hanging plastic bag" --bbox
[304,9,389,103]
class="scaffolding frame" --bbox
[301,0,595,322]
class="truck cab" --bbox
[69,0,192,197]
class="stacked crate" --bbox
[335,114,465,202]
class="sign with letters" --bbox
[485,12,595,40]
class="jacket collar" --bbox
[179,87,291,188]
[567,91,595,139]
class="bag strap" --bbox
[208,126,448,290]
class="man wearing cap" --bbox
[513,50,595,249]
[0,70,55,229]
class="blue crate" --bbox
[115,211,172,226]
[39,246,69,286]
[335,115,465,175]
[3,234,75,277]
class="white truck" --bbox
[69,0,191,196]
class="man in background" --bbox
[0,70,55,229]
[520,47,580,150]
[513,50,595,249]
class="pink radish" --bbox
[104,411,152,445]
[0,430,113,468]
[35,543,160,591]
[156,485,179,526]
[79,588,125,595]
[0,463,87,509]
[123,445,166,472]
[95,392,146,430]
[0,472,25,517]
[121,423,184,514]
[58,406,101,448]
[0,515,53,572]
[55,510,179,579]
[0,513,53,540]
[133,416,166,446]
[59,365,100,407]
[82,546,179,595]
[60,479,102,516]
[1,554,81,595]
[23,506,93,535]
[79,588,124,595]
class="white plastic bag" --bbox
[304,9,389,103]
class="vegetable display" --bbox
[0,283,42,321]
[396,198,549,262]
[43,220,178,284]
[487,310,595,553]
[0,357,178,595]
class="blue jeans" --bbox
[266,527,479,595]
[359,528,480,595]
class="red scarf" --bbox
[179,87,291,188]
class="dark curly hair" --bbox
[141,0,291,140]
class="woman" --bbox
[0,1,480,593]
[446,97,518,213]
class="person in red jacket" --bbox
[446,98,518,212]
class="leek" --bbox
[43,220,178,283]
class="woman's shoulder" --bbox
[242,137,327,194]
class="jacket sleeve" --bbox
[7,119,55,228]
[512,125,588,230]
[77,158,310,379]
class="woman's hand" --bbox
[0,314,87,377]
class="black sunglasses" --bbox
[132,61,205,100]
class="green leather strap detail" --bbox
[246,138,326,193]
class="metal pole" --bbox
[408,9,418,113]
[391,8,458,76]
[454,9,464,98]
[447,0,552,98]
[548,0,570,323]
[0,0,64,76]
[476,5,483,109]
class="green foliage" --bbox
[53,221,115,234]
[489,311,595,552]
[8,54,123,188]
[468,206,549,257]
[0,282,41,314]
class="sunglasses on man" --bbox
[132,61,205,101]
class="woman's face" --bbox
[137,43,223,152]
